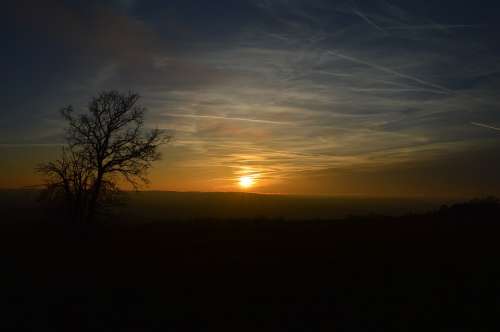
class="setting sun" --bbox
[239,176,254,189]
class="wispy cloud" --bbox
[4,0,500,193]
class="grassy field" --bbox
[1,191,499,330]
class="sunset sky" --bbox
[2,0,500,196]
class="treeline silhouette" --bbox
[1,197,499,331]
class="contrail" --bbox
[0,143,64,147]
[386,24,484,31]
[352,9,386,33]
[326,50,453,94]
[164,113,292,125]
[471,122,500,132]
[313,70,354,77]
[350,88,449,94]
[267,33,294,42]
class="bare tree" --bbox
[37,91,169,222]
[36,147,93,222]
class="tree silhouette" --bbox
[37,91,169,222]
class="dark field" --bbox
[1,190,448,222]
[1,191,499,331]
[118,191,445,221]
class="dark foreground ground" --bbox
[1,198,500,331]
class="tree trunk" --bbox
[87,171,103,223]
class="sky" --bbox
[2,0,500,197]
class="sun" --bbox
[239,176,254,189]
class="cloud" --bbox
[13,0,158,63]
[3,0,500,194]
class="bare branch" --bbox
[36,90,170,222]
